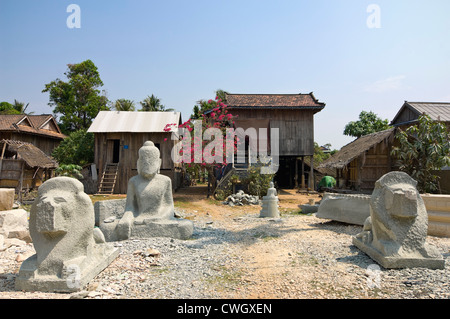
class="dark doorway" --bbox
[109,139,120,163]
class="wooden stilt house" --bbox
[219,92,326,189]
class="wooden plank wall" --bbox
[0,159,22,188]
[359,139,391,191]
[9,132,61,156]
[341,138,392,192]
[0,159,44,189]
[393,106,418,125]
[94,132,179,194]
[231,109,315,156]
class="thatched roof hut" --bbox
[1,139,58,169]
[318,128,396,192]
[0,139,58,193]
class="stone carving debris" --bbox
[0,189,15,211]
[222,190,260,206]
[0,209,31,243]
[316,193,371,225]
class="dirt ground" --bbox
[3,186,448,299]
[172,186,328,298]
[171,186,450,299]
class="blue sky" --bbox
[1,0,450,149]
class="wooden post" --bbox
[18,161,25,203]
[301,156,305,189]
[309,155,314,190]
[0,142,6,176]
[336,168,340,188]
[295,157,299,188]
[31,167,40,189]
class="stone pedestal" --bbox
[97,198,194,241]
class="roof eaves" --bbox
[225,105,325,109]
[318,128,395,170]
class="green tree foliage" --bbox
[215,89,228,103]
[55,164,83,179]
[243,162,275,198]
[114,99,135,111]
[191,89,229,119]
[391,115,450,193]
[191,99,217,119]
[139,94,174,112]
[0,101,20,114]
[344,111,391,138]
[52,129,94,166]
[0,100,33,114]
[314,142,335,163]
[42,59,109,134]
[12,99,32,114]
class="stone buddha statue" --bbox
[115,141,193,240]
[260,182,280,218]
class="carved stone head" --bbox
[137,141,161,179]
[32,176,93,240]
[29,177,95,272]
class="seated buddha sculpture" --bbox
[116,141,193,240]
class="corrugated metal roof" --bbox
[406,102,450,122]
[87,111,181,133]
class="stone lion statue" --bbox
[353,171,444,269]
[15,177,119,292]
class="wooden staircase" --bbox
[98,163,119,195]
[214,163,250,199]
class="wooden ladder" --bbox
[98,163,119,195]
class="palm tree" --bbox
[13,99,33,114]
[139,94,175,112]
[114,99,135,111]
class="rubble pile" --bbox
[222,190,260,206]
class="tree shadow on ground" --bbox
[186,218,317,250]
[0,273,16,293]
[308,220,377,268]
[308,220,362,236]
